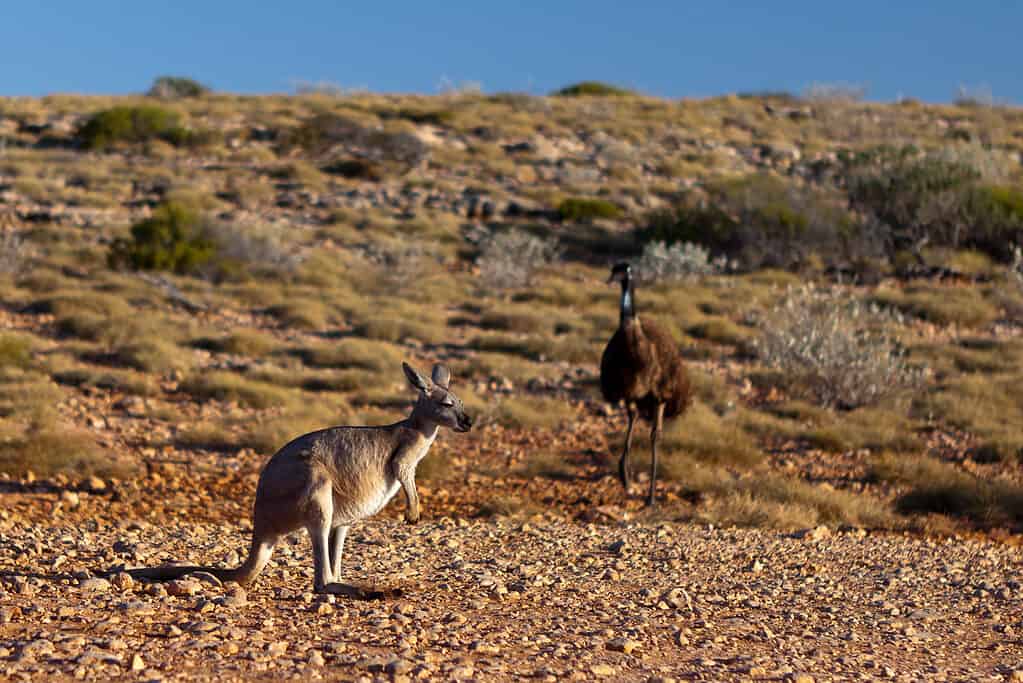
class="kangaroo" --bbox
[130,361,472,595]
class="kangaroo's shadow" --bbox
[324,582,406,601]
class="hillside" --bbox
[2,88,1023,679]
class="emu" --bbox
[129,362,472,596]
[600,262,691,506]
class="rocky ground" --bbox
[4,92,1023,681]
[1,491,1022,682]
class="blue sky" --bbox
[1,2,1018,102]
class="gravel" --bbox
[1,512,1021,680]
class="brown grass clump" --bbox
[475,496,542,519]
[297,338,404,372]
[0,334,34,369]
[491,396,577,429]
[518,453,578,481]
[915,373,1023,462]
[179,371,298,409]
[697,473,895,530]
[266,299,331,330]
[0,426,135,479]
[871,454,1023,527]
[802,405,921,453]
[194,329,280,358]
[657,402,763,469]
[871,285,999,328]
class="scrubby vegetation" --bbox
[552,81,635,97]
[147,75,211,99]
[76,105,207,149]
[2,88,1023,536]
[754,286,924,409]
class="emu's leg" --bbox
[618,403,637,491]
[328,525,349,583]
[646,403,665,507]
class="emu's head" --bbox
[403,362,473,433]
[608,262,632,284]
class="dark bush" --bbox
[108,202,214,273]
[287,113,428,168]
[389,108,455,126]
[846,147,1023,262]
[77,106,206,149]
[557,197,622,222]
[637,175,869,271]
[147,76,210,99]
[637,203,738,251]
[552,81,635,97]
[322,158,383,181]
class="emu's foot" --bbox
[319,582,405,600]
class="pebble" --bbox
[606,637,640,654]
[78,578,110,592]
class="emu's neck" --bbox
[618,277,636,326]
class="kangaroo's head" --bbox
[403,362,473,433]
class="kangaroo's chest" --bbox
[333,433,436,523]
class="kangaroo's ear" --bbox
[431,364,451,389]
[402,362,431,393]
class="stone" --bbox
[606,638,640,654]
[79,578,110,592]
[110,572,134,591]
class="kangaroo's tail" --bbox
[126,533,276,586]
[127,565,241,582]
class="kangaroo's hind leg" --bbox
[304,482,336,594]
[328,525,349,583]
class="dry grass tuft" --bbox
[0,426,136,479]
[491,396,577,429]
[871,454,1023,527]
[179,371,297,409]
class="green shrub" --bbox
[638,203,738,250]
[107,201,214,273]
[0,334,33,369]
[552,81,635,97]
[557,197,622,222]
[77,105,205,149]
[147,76,210,99]
[845,147,1023,262]
[108,202,294,279]
[637,175,863,271]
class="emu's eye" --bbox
[440,399,455,407]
